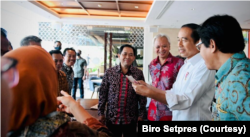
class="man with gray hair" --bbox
[147,33,184,121]
[20,35,42,46]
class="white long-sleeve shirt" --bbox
[165,53,216,120]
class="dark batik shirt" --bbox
[61,63,74,95]
[98,64,147,125]
[58,70,69,96]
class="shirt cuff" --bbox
[165,91,178,110]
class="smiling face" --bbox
[118,47,135,68]
[51,53,63,71]
[63,50,76,66]
[177,27,199,59]
[154,37,170,60]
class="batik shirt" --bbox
[212,52,250,121]
[8,112,112,137]
[98,65,147,124]
[58,70,69,96]
[61,63,74,94]
[148,53,184,121]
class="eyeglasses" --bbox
[1,57,19,88]
[196,41,203,51]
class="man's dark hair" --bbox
[54,41,61,44]
[8,40,13,50]
[119,44,136,56]
[20,35,42,46]
[49,50,63,56]
[1,28,7,38]
[181,23,200,44]
[198,15,245,53]
[63,47,76,56]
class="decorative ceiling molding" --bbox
[156,0,174,20]
[33,0,153,18]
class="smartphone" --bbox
[126,75,136,83]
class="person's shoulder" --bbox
[66,120,112,137]
[131,66,143,73]
[231,58,250,79]
[59,70,67,77]
[110,65,119,71]
[172,56,184,64]
[235,58,250,70]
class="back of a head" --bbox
[49,49,63,56]
[20,35,42,46]
[1,28,7,37]
[1,28,9,56]
[119,44,136,56]
[181,23,200,44]
[4,46,58,131]
[198,14,245,53]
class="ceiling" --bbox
[33,0,153,18]
[17,0,250,29]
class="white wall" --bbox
[1,1,51,49]
[142,27,181,84]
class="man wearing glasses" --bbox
[198,15,250,121]
[132,24,216,120]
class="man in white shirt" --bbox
[132,23,216,120]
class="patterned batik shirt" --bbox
[61,63,74,94]
[98,65,147,125]
[148,53,184,121]
[212,51,250,121]
[58,70,69,96]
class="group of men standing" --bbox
[2,14,249,137]
[96,14,250,137]
[49,41,88,100]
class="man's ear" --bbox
[210,39,217,53]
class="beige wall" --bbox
[153,28,180,58]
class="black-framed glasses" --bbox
[1,57,19,88]
[196,41,203,51]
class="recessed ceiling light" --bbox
[98,4,102,7]
[135,6,139,9]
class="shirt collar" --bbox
[184,53,201,66]
[116,63,133,74]
[63,63,72,69]
[215,51,246,81]
[152,53,174,65]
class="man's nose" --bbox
[178,41,183,47]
